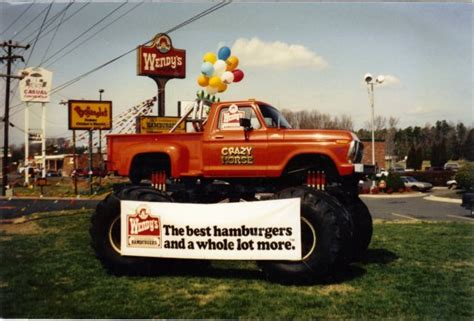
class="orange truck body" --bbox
[106,100,360,179]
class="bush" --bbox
[384,173,405,191]
[405,170,455,186]
[455,162,474,191]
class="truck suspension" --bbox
[306,170,326,190]
[151,171,167,191]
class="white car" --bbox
[400,176,433,192]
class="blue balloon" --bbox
[201,62,214,77]
[218,46,231,61]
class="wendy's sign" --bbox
[137,33,186,79]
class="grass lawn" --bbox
[0,211,473,319]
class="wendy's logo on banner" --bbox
[127,204,162,248]
[137,33,186,79]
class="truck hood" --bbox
[283,129,356,142]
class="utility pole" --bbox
[0,40,29,196]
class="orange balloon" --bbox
[226,56,239,71]
[217,82,227,93]
[197,75,209,87]
[209,76,223,88]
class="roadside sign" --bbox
[136,116,185,133]
[19,67,53,103]
[137,33,186,79]
[68,100,112,130]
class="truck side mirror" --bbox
[239,118,252,132]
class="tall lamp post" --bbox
[364,73,384,168]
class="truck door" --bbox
[203,103,267,177]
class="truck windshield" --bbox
[259,105,292,129]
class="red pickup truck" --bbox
[92,99,372,284]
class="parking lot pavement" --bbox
[361,192,472,222]
[0,190,472,222]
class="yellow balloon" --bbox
[209,76,223,88]
[226,56,239,71]
[197,75,209,87]
[217,82,227,93]
[203,52,217,64]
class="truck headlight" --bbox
[347,134,363,163]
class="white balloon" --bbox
[221,71,235,84]
[213,60,227,77]
[206,85,218,95]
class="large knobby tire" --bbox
[90,186,172,275]
[348,197,373,261]
[258,187,353,284]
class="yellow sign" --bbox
[137,116,185,133]
[68,100,112,130]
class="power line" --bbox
[39,1,71,65]
[19,1,72,44]
[21,2,88,45]
[52,1,231,95]
[7,1,231,118]
[0,1,36,36]
[7,2,86,108]
[6,2,54,110]
[9,4,49,40]
[41,1,128,66]
[24,1,54,67]
[44,1,144,68]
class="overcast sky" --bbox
[1,1,472,146]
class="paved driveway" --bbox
[362,195,471,222]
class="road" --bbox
[0,190,472,221]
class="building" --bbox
[360,139,386,170]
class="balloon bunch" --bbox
[197,46,244,96]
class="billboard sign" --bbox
[19,67,53,103]
[121,198,302,260]
[136,116,185,134]
[137,33,186,79]
[68,100,112,130]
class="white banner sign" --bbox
[121,198,301,260]
[19,67,53,103]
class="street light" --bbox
[364,73,384,168]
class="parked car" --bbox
[72,168,107,178]
[444,162,460,171]
[390,166,405,173]
[446,179,458,189]
[46,170,62,177]
[400,176,433,192]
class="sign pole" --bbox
[155,78,168,117]
[41,102,46,178]
[24,102,29,185]
[88,129,93,195]
[72,129,78,196]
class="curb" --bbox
[360,192,426,199]
[424,195,462,204]
[0,196,101,201]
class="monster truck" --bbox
[91,99,373,283]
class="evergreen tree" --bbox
[463,129,474,161]
[414,146,423,170]
[431,142,440,167]
[406,144,416,169]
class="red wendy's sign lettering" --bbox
[137,33,186,79]
[127,204,162,248]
